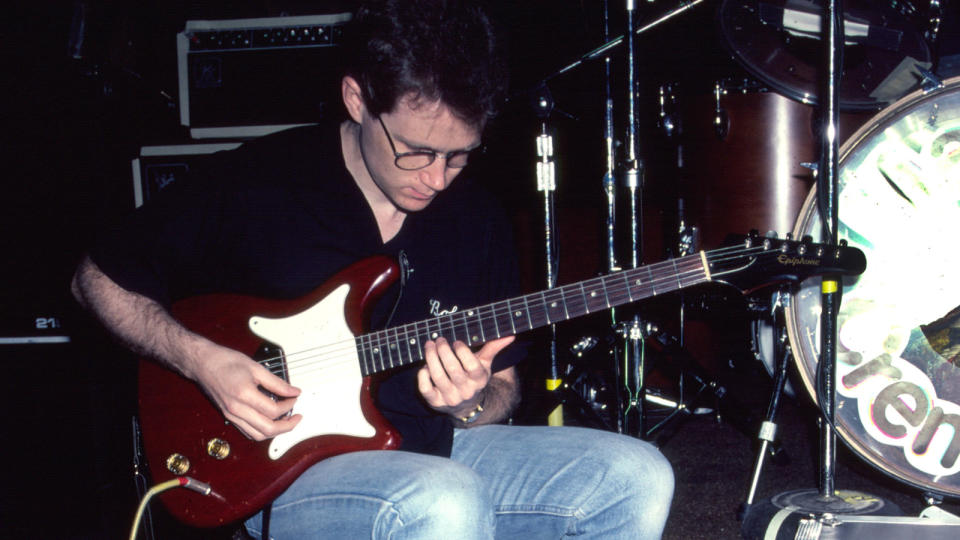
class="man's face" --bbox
[358,96,482,213]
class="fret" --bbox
[670,259,683,292]
[411,320,426,360]
[493,300,515,337]
[425,317,442,342]
[370,331,385,372]
[526,291,548,328]
[626,269,640,300]
[578,282,590,314]
[583,278,608,313]
[446,312,458,342]
[463,308,484,345]
[507,298,529,333]
[478,304,501,339]
[543,288,566,323]
[356,335,369,376]
[613,271,632,305]
[401,323,415,366]
[562,283,586,318]
[386,326,401,368]
[375,330,391,369]
[646,264,659,296]
[365,334,376,373]
[522,295,534,331]
[599,275,612,308]
[476,309,486,343]
[383,329,394,369]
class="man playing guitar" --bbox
[71,1,675,538]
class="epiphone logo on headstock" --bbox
[777,254,821,266]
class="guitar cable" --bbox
[127,477,223,540]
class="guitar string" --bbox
[252,244,817,379]
[267,252,714,372]
[253,244,793,380]
[257,244,778,379]
[250,258,712,380]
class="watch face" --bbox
[788,78,960,498]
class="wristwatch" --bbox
[457,402,485,424]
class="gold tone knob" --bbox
[166,453,190,475]
[207,438,231,460]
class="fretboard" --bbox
[355,252,709,376]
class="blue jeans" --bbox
[244,425,674,539]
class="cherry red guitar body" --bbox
[137,256,402,528]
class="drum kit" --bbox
[523,0,960,532]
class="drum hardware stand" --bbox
[739,287,793,520]
[614,0,651,438]
[747,0,891,530]
[812,0,847,507]
[919,66,945,92]
[533,84,564,427]
[531,0,708,438]
[636,322,763,443]
[547,0,708,81]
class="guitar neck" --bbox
[356,252,709,376]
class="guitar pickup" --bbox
[253,342,292,415]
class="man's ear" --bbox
[341,75,366,123]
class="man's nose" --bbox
[419,158,449,191]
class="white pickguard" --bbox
[248,284,377,460]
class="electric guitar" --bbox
[137,234,866,527]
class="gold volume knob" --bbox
[206,438,231,460]
[165,453,190,475]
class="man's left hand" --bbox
[417,336,514,417]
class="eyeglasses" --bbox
[377,116,482,171]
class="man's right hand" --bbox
[187,340,303,441]
[71,256,302,442]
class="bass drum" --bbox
[787,77,960,498]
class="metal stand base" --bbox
[743,490,960,540]
[771,489,889,515]
[742,489,901,540]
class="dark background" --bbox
[4,1,960,538]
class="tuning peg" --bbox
[785,232,793,241]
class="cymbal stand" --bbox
[816,0,843,502]
[757,0,886,520]
[534,0,710,438]
[533,85,563,426]
[601,0,618,281]
[623,1,643,271]
[599,0,628,436]
[618,0,649,437]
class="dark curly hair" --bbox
[343,0,508,129]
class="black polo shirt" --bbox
[92,122,524,456]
